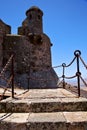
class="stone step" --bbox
[0,112,87,130]
[0,96,87,113]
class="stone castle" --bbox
[0,6,58,89]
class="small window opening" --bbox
[38,15,40,20]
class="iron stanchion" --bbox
[74,50,81,97]
[12,54,14,98]
[62,63,66,89]
[27,66,30,90]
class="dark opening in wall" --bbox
[38,15,40,20]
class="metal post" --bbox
[62,63,66,89]
[12,55,14,98]
[74,50,81,97]
[77,55,80,97]
[28,66,30,90]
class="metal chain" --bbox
[0,85,15,93]
[57,79,63,86]
[65,75,77,79]
[80,75,87,87]
[0,55,13,76]
[65,57,76,67]
[0,88,8,100]
[79,56,87,69]
[0,54,14,100]
[53,65,62,68]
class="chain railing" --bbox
[55,50,87,97]
[26,50,87,97]
[0,54,14,100]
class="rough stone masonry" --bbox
[0,6,58,89]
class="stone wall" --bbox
[3,33,51,72]
[3,33,58,88]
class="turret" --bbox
[18,6,43,35]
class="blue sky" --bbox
[0,0,87,79]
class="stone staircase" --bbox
[0,88,87,130]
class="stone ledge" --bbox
[0,88,87,113]
[0,97,87,113]
[0,112,87,130]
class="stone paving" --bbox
[0,88,87,130]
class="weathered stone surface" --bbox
[64,111,87,123]
[0,97,86,113]
[0,113,28,130]
[0,112,87,130]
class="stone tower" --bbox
[18,6,43,35]
[2,6,58,89]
